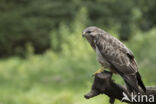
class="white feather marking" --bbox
[95,45,110,68]
[102,41,105,50]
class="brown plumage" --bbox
[82,26,146,93]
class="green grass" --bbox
[0,47,127,104]
[0,54,125,104]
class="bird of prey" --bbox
[82,26,146,93]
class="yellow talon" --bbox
[93,67,104,75]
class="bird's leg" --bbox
[93,67,104,76]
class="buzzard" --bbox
[82,26,146,93]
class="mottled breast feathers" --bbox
[94,33,138,75]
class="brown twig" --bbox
[84,71,156,104]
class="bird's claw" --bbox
[93,68,104,76]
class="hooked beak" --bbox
[82,31,86,37]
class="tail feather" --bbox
[136,72,146,92]
[123,74,140,93]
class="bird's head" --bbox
[82,26,104,39]
[82,26,105,49]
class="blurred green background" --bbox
[0,0,156,104]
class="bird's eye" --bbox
[86,31,92,33]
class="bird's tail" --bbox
[136,72,146,92]
[123,74,140,93]
[123,72,146,93]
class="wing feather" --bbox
[95,34,138,75]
